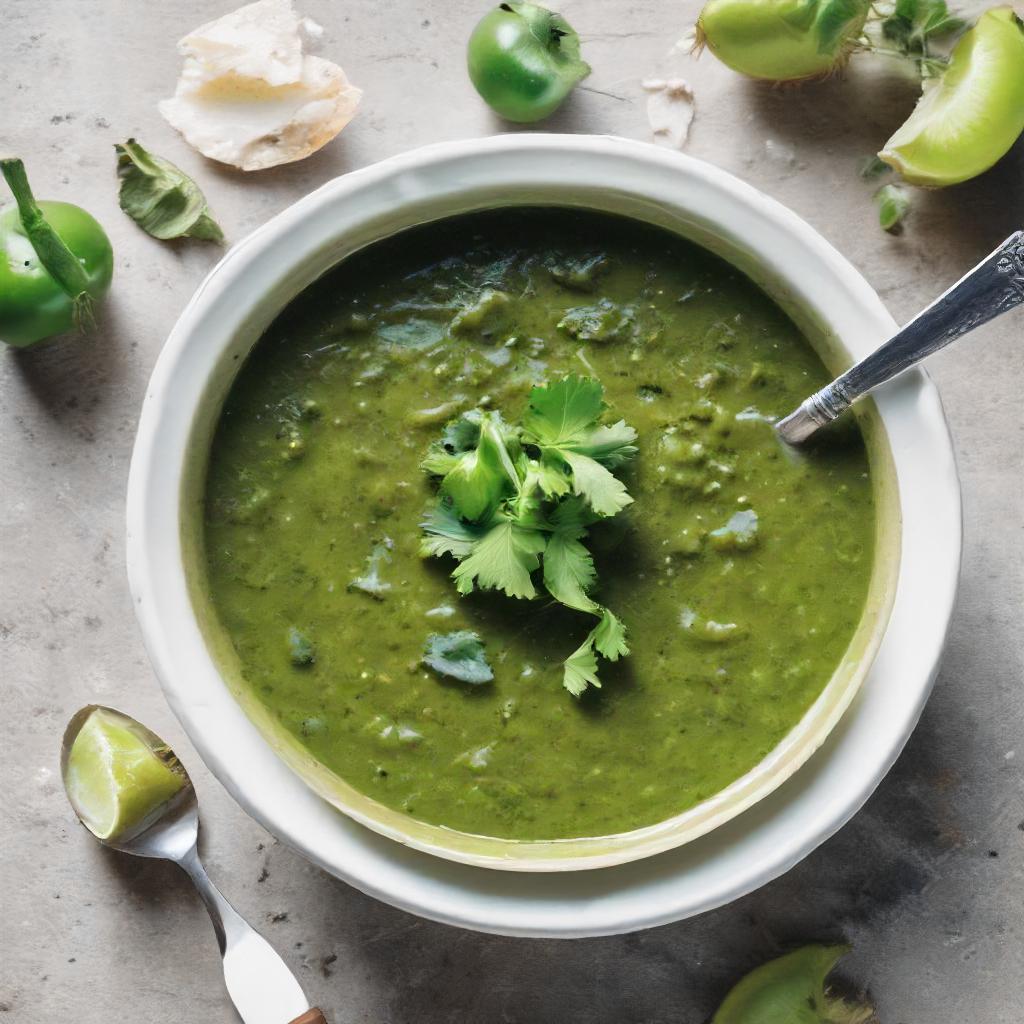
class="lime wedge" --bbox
[65,708,185,841]
[880,9,1024,187]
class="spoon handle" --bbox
[178,844,324,1023]
[776,231,1024,444]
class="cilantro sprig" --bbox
[877,0,968,76]
[420,376,636,696]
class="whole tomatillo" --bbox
[0,158,113,348]
[467,2,591,123]
[696,0,871,81]
[711,945,875,1024]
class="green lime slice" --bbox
[880,9,1024,187]
[65,708,185,841]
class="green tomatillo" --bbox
[695,0,872,81]
[467,2,591,123]
[0,159,113,348]
[880,7,1024,187]
[712,945,876,1024]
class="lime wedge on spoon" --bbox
[880,8,1024,187]
[64,706,186,841]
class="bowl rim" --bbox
[127,135,960,928]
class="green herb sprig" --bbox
[878,0,967,76]
[420,376,636,696]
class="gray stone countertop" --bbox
[2,1,1021,1021]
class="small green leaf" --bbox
[875,184,911,233]
[451,520,546,599]
[439,412,519,522]
[534,450,573,498]
[547,495,597,535]
[422,411,486,476]
[592,607,629,660]
[881,0,969,60]
[521,378,636,515]
[572,419,638,467]
[560,609,629,696]
[420,499,491,560]
[423,631,494,684]
[563,636,602,696]
[522,375,606,448]
[562,450,634,517]
[543,531,598,613]
[115,139,223,242]
[859,154,891,180]
[815,0,870,56]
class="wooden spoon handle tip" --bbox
[288,1009,327,1024]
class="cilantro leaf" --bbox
[562,450,634,517]
[563,637,602,696]
[592,607,629,661]
[423,631,494,684]
[543,531,598,613]
[547,495,598,533]
[534,450,573,499]
[421,411,482,476]
[522,376,637,516]
[419,499,491,560]
[875,184,911,233]
[559,608,630,696]
[573,420,638,467]
[437,413,520,523]
[523,375,606,446]
[451,519,546,599]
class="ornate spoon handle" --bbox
[776,231,1024,444]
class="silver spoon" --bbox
[776,231,1024,444]
[61,705,327,1024]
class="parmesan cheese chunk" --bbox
[159,0,362,171]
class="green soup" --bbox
[201,209,875,841]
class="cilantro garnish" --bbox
[420,376,636,696]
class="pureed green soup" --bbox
[202,208,874,841]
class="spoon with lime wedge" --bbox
[61,705,326,1024]
[776,230,1024,444]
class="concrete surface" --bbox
[2,1,1022,1021]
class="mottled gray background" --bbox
[2,1,1022,1021]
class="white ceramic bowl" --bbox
[127,135,960,932]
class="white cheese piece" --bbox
[642,78,695,151]
[159,0,362,171]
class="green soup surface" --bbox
[201,209,874,840]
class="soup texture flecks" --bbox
[202,209,874,840]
